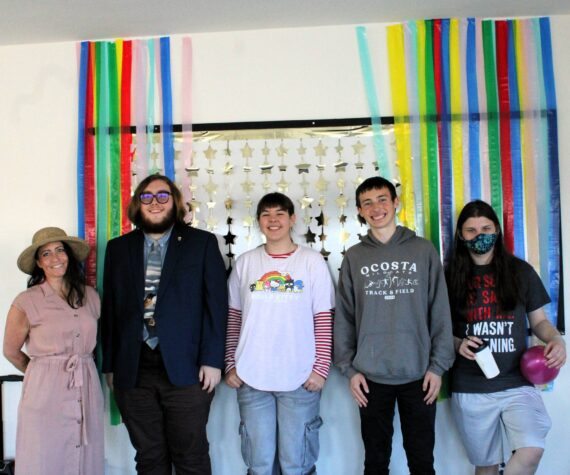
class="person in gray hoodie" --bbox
[334,176,455,475]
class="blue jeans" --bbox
[237,383,322,475]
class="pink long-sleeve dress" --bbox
[11,282,104,475]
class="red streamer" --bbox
[495,21,514,251]
[120,41,133,235]
[84,42,97,286]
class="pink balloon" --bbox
[520,345,560,385]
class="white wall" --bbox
[1,17,569,474]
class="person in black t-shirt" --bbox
[446,200,566,475]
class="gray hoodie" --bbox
[334,226,455,384]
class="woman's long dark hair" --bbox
[445,200,518,317]
[27,242,86,308]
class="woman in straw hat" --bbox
[3,227,103,475]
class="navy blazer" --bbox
[101,223,228,390]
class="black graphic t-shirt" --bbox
[451,258,550,393]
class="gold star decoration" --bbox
[262,143,271,158]
[339,214,348,224]
[334,160,348,173]
[299,196,314,209]
[203,180,218,194]
[354,160,365,170]
[223,162,234,175]
[336,195,348,208]
[315,177,329,192]
[225,198,234,210]
[206,201,217,209]
[260,163,274,174]
[297,143,307,156]
[206,215,218,230]
[243,215,254,227]
[277,178,289,193]
[320,248,331,259]
[352,141,366,156]
[296,163,311,174]
[204,144,217,161]
[191,199,201,213]
[316,211,326,227]
[276,143,288,158]
[241,143,253,158]
[319,231,327,242]
[340,229,351,244]
[335,143,344,155]
[185,166,200,177]
[314,141,327,157]
[278,165,287,172]
[241,180,255,194]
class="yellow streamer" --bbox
[387,24,415,230]
[449,19,464,219]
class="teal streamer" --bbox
[356,26,391,179]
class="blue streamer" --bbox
[77,42,89,238]
[507,21,525,260]
[466,18,481,200]
[160,37,175,180]
[439,19,453,257]
[539,17,561,327]
[355,26,390,179]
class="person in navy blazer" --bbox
[101,174,228,475]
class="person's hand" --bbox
[544,336,566,369]
[303,371,325,392]
[422,371,441,405]
[224,368,244,389]
[350,373,369,408]
[105,373,114,391]
[199,365,221,393]
[457,335,484,360]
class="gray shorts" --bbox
[451,386,551,466]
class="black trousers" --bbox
[359,378,436,475]
[114,344,214,475]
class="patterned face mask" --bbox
[461,233,498,255]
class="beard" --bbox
[140,207,176,234]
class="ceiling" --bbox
[1,0,570,46]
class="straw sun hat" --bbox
[17,227,90,275]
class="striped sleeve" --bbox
[312,310,334,378]
[224,306,242,373]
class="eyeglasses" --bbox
[139,191,171,205]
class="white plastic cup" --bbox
[473,339,500,379]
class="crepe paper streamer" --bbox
[160,37,175,180]
[466,18,482,201]
[134,40,149,181]
[539,17,561,328]
[507,21,525,260]
[449,18,465,220]
[475,19,491,202]
[482,21,503,226]
[147,39,156,172]
[519,20,542,273]
[404,21,425,237]
[435,19,454,258]
[108,42,122,241]
[495,21,515,252]
[459,20,471,203]
[120,40,133,235]
[84,43,97,287]
[77,42,89,238]
[387,24,415,230]
[179,37,193,212]
[424,20,441,252]
[416,20,432,241]
[356,26,391,180]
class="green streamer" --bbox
[108,42,121,240]
[482,21,503,222]
[424,21,441,252]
